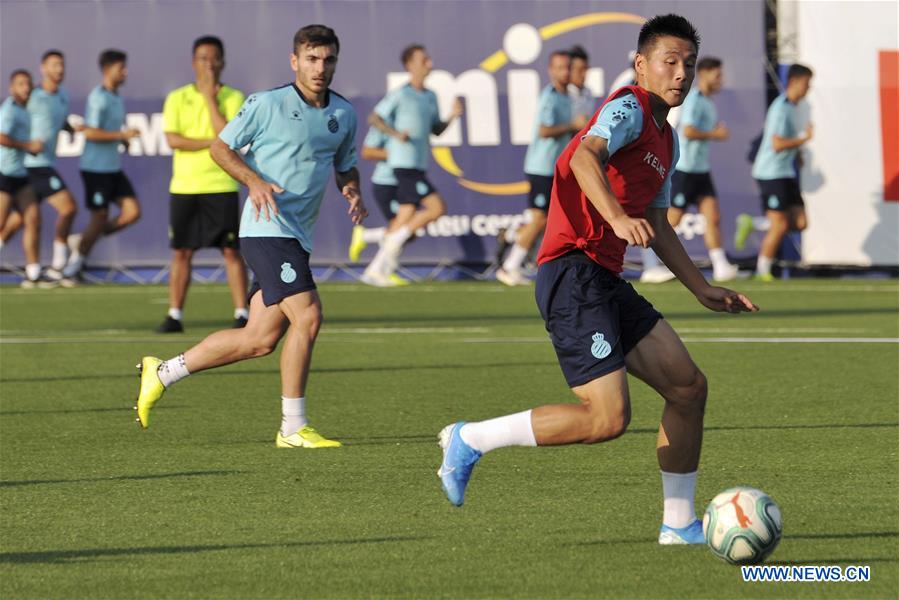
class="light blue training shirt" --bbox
[80,85,125,173]
[584,92,679,209]
[374,84,440,171]
[25,85,70,168]
[524,84,573,177]
[219,84,357,252]
[752,93,800,180]
[675,88,716,174]
[362,126,397,186]
[0,97,31,177]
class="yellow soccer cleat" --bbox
[134,356,165,429]
[276,425,342,448]
[754,273,776,282]
[348,225,367,262]
[388,273,410,286]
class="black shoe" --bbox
[233,316,248,328]
[156,316,184,333]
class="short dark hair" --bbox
[41,49,64,63]
[637,14,700,55]
[568,45,589,63]
[697,57,722,71]
[193,35,224,59]
[549,49,570,63]
[401,44,425,66]
[99,49,127,70]
[9,69,31,82]
[293,25,339,55]
[787,63,813,81]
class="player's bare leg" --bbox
[103,196,140,235]
[46,190,76,257]
[20,191,41,267]
[533,369,631,445]
[515,208,547,255]
[756,210,789,280]
[403,192,445,233]
[0,196,22,242]
[788,205,807,232]
[698,196,738,281]
[498,208,546,286]
[667,206,685,228]
[222,246,249,324]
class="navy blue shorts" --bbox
[756,177,804,213]
[0,174,29,196]
[372,183,399,220]
[241,237,316,306]
[526,173,553,211]
[80,170,136,210]
[535,251,663,388]
[394,168,436,205]
[671,171,716,208]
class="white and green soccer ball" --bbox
[703,486,782,564]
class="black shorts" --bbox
[241,237,316,306]
[372,183,399,220]
[756,178,804,213]
[80,170,136,210]
[170,192,240,249]
[671,171,716,208]
[526,173,553,211]
[26,166,68,200]
[394,168,436,206]
[0,174,29,195]
[535,251,663,388]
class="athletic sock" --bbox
[504,227,518,244]
[757,255,773,276]
[157,353,190,388]
[386,225,412,247]
[52,240,68,270]
[62,251,84,277]
[642,247,661,269]
[25,263,41,281]
[362,227,385,244]
[502,244,529,273]
[280,396,307,436]
[234,307,249,320]
[753,216,770,231]
[661,470,698,528]
[459,410,537,454]
[365,243,392,278]
[709,247,730,271]
[168,308,183,321]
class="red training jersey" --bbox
[537,85,675,274]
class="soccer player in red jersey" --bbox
[438,14,758,545]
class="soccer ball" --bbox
[703,487,782,564]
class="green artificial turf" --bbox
[1,279,897,598]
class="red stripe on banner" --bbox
[880,50,899,201]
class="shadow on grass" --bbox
[788,531,899,541]
[0,405,185,416]
[0,535,429,564]
[0,470,241,488]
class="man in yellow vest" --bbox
[158,35,248,333]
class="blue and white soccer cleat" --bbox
[437,422,482,507]
[658,519,705,545]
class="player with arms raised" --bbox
[438,15,758,545]
[134,25,366,448]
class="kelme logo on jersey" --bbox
[280,262,297,284]
[327,115,339,133]
[590,332,612,360]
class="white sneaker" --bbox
[360,271,396,287]
[712,263,740,282]
[640,266,676,283]
[495,267,531,286]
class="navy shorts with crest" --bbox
[241,237,316,306]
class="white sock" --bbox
[365,243,393,278]
[661,470,698,528]
[459,409,537,454]
[280,396,307,436]
[362,227,385,244]
[386,225,412,247]
[25,263,41,280]
[753,216,770,231]
[168,308,183,321]
[642,247,661,269]
[157,353,190,388]
[708,247,730,271]
[502,243,529,273]
[234,307,249,320]
[757,255,773,276]
[62,252,84,277]
[52,240,68,270]
[504,227,518,244]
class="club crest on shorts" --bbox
[590,332,611,360]
[280,262,297,284]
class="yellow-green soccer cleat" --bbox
[348,225,367,262]
[276,425,342,448]
[388,273,410,286]
[734,213,754,251]
[754,272,776,282]
[134,356,165,429]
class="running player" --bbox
[668,57,739,281]
[0,69,51,288]
[437,15,758,546]
[362,44,462,286]
[746,64,813,281]
[496,50,586,286]
[62,49,141,279]
[157,36,249,333]
[135,25,367,449]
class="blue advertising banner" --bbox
[0,0,765,268]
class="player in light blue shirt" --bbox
[498,50,586,286]
[134,25,367,450]
[64,49,142,279]
[743,63,814,280]
[669,57,739,281]
[365,44,463,286]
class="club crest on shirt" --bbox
[327,115,339,133]
[290,110,301,120]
